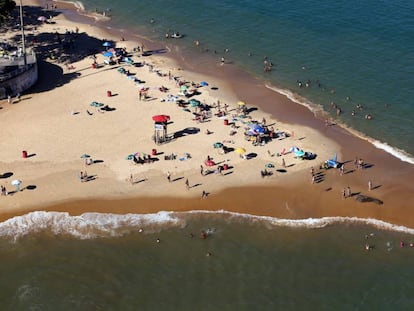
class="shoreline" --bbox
[0,1,413,229]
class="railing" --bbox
[0,51,37,82]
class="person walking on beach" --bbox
[347,186,352,198]
[185,178,190,190]
[342,188,346,199]
[368,180,372,191]
[129,174,134,185]
[167,171,171,183]
[200,165,204,176]
[282,158,286,168]
[202,190,207,199]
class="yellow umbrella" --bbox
[235,147,246,154]
[237,101,246,106]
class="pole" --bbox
[19,0,27,68]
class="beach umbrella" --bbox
[180,85,188,92]
[126,154,134,160]
[200,81,208,86]
[102,51,113,57]
[37,16,47,22]
[102,41,112,47]
[189,99,200,107]
[237,101,246,106]
[80,154,91,159]
[152,115,170,123]
[11,180,22,186]
[205,159,216,167]
[235,147,246,155]
[213,142,223,148]
[11,179,22,191]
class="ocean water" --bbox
[0,211,414,310]
[75,0,414,163]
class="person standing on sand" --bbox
[167,171,171,183]
[342,188,346,199]
[368,180,372,191]
[185,178,190,190]
[347,186,352,198]
[129,174,134,185]
[282,158,286,168]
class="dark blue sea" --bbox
[77,0,414,163]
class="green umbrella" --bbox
[80,154,91,159]
[189,99,200,107]
[126,154,134,160]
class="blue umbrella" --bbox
[200,81,208,86]
[103,51,113,57]
[102,41,112,47]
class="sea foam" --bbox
[265,83,414,165]
[0,211,185,241]
[1,210,412,242]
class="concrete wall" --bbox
[0,55,38,99]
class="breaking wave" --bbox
[265,83,414,165]
[0,210,413,242]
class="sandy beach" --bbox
[0,0,413,228]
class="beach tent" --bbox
[152,115,170,123]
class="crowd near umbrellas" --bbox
[235,147,246,155]
[37,16,47,22]
[152,115,170,123]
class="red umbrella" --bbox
[152,115,170,123]
[205,159,216,167]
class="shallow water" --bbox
[75,0,414,161]
[0,211,414,310]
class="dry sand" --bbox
[0,0,413,228]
